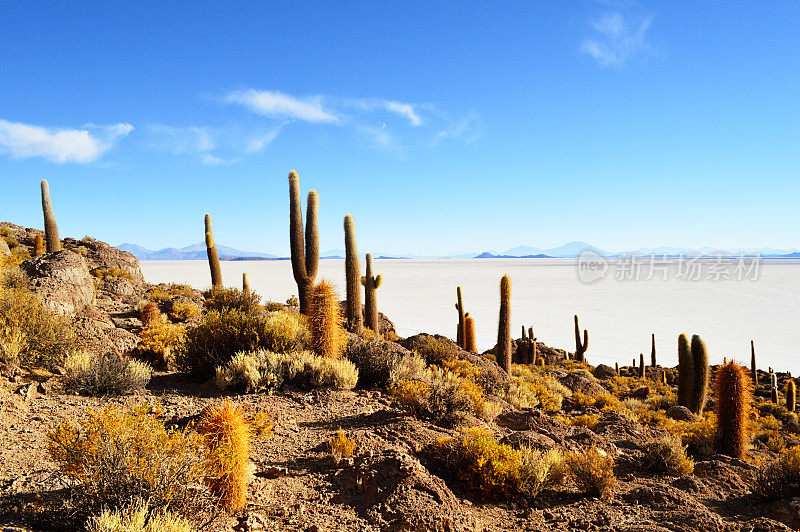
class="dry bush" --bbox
[168,301,200,323]
[260,310,309,353]
[137,321,186,368]
[756,430,786,453]
[86,499,193,532]
[327,428,356,463]
[757,401,797,425]
[0,268,77,368]
[347,335,410,388]
[754,457,791,500]
[683,412,717,458]
[566,447,616,497]
[203,287,261,314]
[410,335,459,364]
[139,301,161,327]
[47,404,210,519]
[215,349,358,392]
[642,436,694,476]
[505,365,571,412]
[90,267,133,282]
[387,352,427,388]
[518,447,567,498]
[64,352,151,395]
[568,414,600,430]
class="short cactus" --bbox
[205,214,223,289]
[360,253,383,334]
[677,333,693,409]
[535,356,545,367]
[288,171,319,315]
[574,315,588,363]
[455,286,466,348]
[496,275,511,374]
[242,272,250,295]
[787,380,796,412]
[464,312,477,352]
[690,335,709,414]
[33,234,45,256]
[714,361,752,459]
[343,214,362,334]
[771,385,779,404]
[309,279,344,358]
[40,179,61,252]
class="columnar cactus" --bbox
[33,234,45,256]
[639,353,645,378]
[360,253,383,334]
[343,214,362,334]
[715,361,752,459]
[496,275,512,374]
[205,214,223,289]
[309,279,344,358]
[40,179,61,252]
[751,340,757,386]
[615,362,619,376]
[464,313,476,352]
[651,333,656,367]
[242,272,250,295]
[288,171,319,315]
[677,333,693,409]
[455,286,466,348]
[574,315,588,363]
[787,380,796,412]
[690,335,709,414]
[535,356,545,367]
[527,327,537,365]
[771,385,779,404]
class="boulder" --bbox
[558,370,608,396]
[501,430,557,450]
[20,251,95,315]
[593,364,618,380]
[666,405,696,422]
[0,238,11,257]
[62,237,145,285]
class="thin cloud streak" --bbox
[580,12,656,68]
[223,89,337,123]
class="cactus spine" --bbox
[198,400,251,513]
[343,214,362,334]
[360,253,383,334]
[309,279,344,358]
[574,315,588,363]
[750,340,757,386]
[787,380,796,412]
[714,361,752,459]
[464,312,476,352]
[40,179,61,252]
[288,171,319,315]
[496,275,512,374]
[455,286,466,348]
[651,333,656,367]
[690,335,709,414]
[205,214,223,289]
[639,353,645,378]
[33,234,45,256]
[242,272,250,295]
[677,333,693,409]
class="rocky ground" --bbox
[1,222,799,531]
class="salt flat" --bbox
[140,258,800,374]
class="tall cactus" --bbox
[639,353,645,378]
[40,179,61,253]
[574,315,588,363]
[242,272,250,295]
[690,334,709,414]
[455,286,466,348]
[527,327,537,365]
[464,312,476,352]
[651,333,657,367]
[360,253,383,334]
[343,214,362,334]
[787,380,796,412]
[288,171,319,315]
[715,361,752,459]
[496,274,512,374]
[750,340,757,386]
[677,333,693,408]
[205,214,223,289]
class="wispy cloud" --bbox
[357,123,401,152]
[434,112,483,145]
[343,98,423,126]
[0,119,132,163]
[149,125,216,155]
[147,123,280,164]
[580,12,656,68]
[223,89,337,123]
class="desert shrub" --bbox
[347,336,408,387]
[327,428,356,463]
[756,413,783,432]
[437,427,564,499]
[506,365,571,412]
[91,267,133,282]
[86,499,193,532]
[642,436,694,476]
[0,270,77,368]
[573,391,623,411]
[756,430,786,453]
[139,301,161,327]
[683,412,717,458]
[169,301,200,323]
[566,447,616,497]
[47,404,209,518]
[568,414,600,430]
[138,321,186,368]
[64,352,151,395]
[215,350,358,392]
[757,401,797,425]
[260,310,309,353]
[410,335,459,364]
[203,287,260,314]
[753,447,800,500]
[387,352,427,388]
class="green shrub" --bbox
[641,436,694,476]
[203,287,260,313]
[260,310,309,353]
[64,352,152,396]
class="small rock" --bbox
[665,405,696,422]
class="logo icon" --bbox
[577,250,608,284]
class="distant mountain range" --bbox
[119,241,800,261]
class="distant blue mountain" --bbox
[118,242,280,261]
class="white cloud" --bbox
[435,112,483,145]
[149,125,216,155]
[0,119,132,163]
[357,123,401,152]
[244,129,281,154]
[580,12,656,68]
[224,89,337,123]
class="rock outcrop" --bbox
[20,251,95,315]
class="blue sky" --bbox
[1,1,798,256]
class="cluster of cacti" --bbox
[574,315,588,363]
[289,171,319,315]
[197,400,251,513]
[205,214,223,289]
[650,333,656,367]
[40,179,61,253]
[677,333,709,414]
[343,214,362,333]
[455,286,466,348]
[309,279,344,358]
[242,272,250,295]
[33,234,45,256]
[464,312,477,352]
[496,275,511,374]
[360,253,383,334]
[714,361,752,459]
